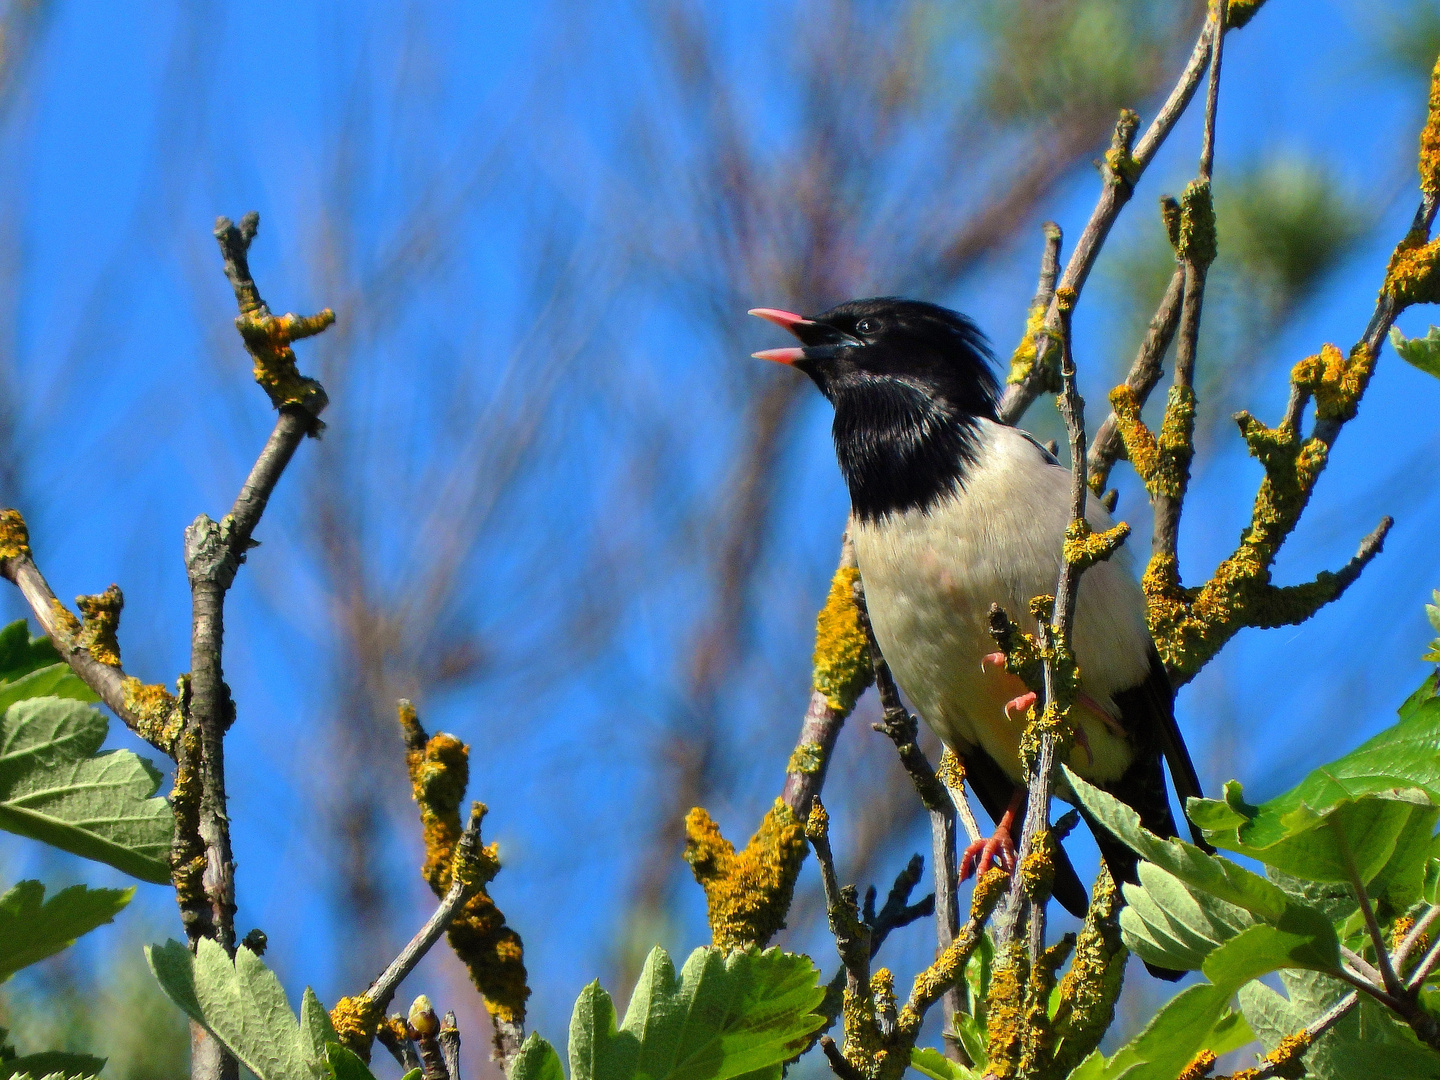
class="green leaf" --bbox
[0,879,132,981]
[511,1034,566,1080]
[1391,325,1440,379]
[563,947,825,1080]
[0,1051,105,1080]
[0,695,170,882]
[910,1046,982,1080]
[949,1011,988,1073]
[324,1043,378,1080]
[147,938,326,1080]
[1240,970,1440,1078]
[302,988,340,1063]
[1076,983,1250,1080]
[1119,861,1257,972]
[0,622,61,685]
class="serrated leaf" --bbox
[147,938,320,1080]
[564,947,825,1080]
[0,695,170,882]
[0,879,132,981]
[1079,983,1248,1080]
[910,1046,982,1080]
[1240,971,1440,1079]
[1392,325,1440,379]
[0,1051,105,1079]
[510,1034,565,1080]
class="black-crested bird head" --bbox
[750,297,999,521]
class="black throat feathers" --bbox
[831,377,992,523]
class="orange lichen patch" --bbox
[982,940,1027,1080]
[1421,53,1440,196]
[1062,519,1130,573]
[234,307,334,415]
[936,747,965,789]
[329,994,383,1061]
[812,564,872,713]
[1108,384,1195,501]
[1382,228,1440,308]
[75,584,124,667]
[684,798,808,950]
[1291,343,1375,423]
[1177,1049,1218,1080]
[1051,868,1126,1076]
[1143,410,1335,679]
[0,508,30,561]
[1261,1032,1313,1079]
[122,676,185,751]
[1008,299,1058,391]
[398,701,530,1032]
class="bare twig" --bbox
[855,582,964,1058]
[1344,853,1405,999]
[440,1012,462,1080]
[998,18,1217,424]
[807,800,872,1012]
[820,1036,867,1080]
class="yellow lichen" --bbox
[1261,1032,1312,1079]
[48,597,81,644]
[234,308,334,415]
[1108,384,1195,501]
[805,797,829,841]
[1144,408,1336,679]
[1177,179,1217,269]
[1177,1049,1217,1080]
[1160,195,1182,252]
[983,941,1028,1080]
[1291,343,1375,422]
[329,995,382,1061]
[75,584,123,667]
[1062,519,1130,573]
[169,725,206,929]
[398,701,529,1032]
[684,798,808,950]
[1008,300,1059,391]
[1382,227,1440,308]
[1017,831,1056,904]
[936,747,965,790]
[1421,52,1440,197]
[787,741,825,776]
[1051,868,1126,1076]
[1224,0,1266,29]
[1103,109,1141,190]
[812,565,872,713]
[0,508,30,561]
[122,676,185,751]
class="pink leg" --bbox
[960,791,1023,881]
[981,651,1006,672]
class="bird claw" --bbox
[981,651,1007,673]
[960,825,1017,882]
[1004,691,1037,721]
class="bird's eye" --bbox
[855,318,877,335]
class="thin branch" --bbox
[440,1013,462,1080]
[998,18,1217,424]
[1198,2,1226,183]
[1396,904,1440,975]
[807,800,872,1010]
[855,581,964,1057]
[365,804,489,1016]
[1087,264,1184,495]
[1342,840,1406,999]
[0,535,177,755]
[819,1036,867,1080]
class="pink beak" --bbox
[749,308,816,364]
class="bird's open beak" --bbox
[748,307,861,365]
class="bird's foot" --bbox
[960,822,1017,882]
[1004,691,1037,722]
[981,651,1007,672]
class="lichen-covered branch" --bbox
[395,700,529,1063]
[686,532,874,951]
[998,14,1218,423]
[1087,263,1184,498]
[331,803,495,1064]
[0,510,184,753]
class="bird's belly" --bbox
[852,498,1140,787]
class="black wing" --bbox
[963,745,1089,918]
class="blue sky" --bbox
[4,0,1440,1069]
